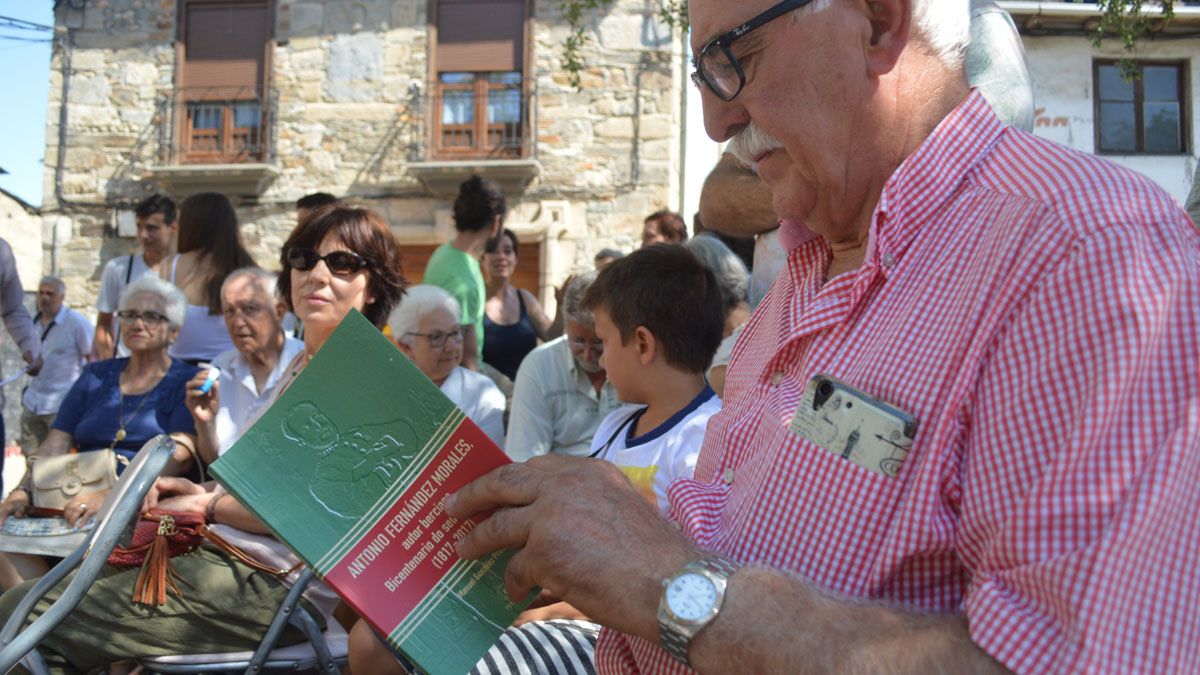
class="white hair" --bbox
[389,285,461,347]
[795,0,970,66]
[685,235,750,313]
[221,266,279,301]
[38,276,65,294]
[118,275,187,329]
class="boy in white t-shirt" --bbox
[580,244,726,513]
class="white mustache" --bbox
[727,123,784,169]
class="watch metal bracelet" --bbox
[658,555,741,667]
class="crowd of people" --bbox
[0,0,1195,672]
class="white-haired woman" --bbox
[0,276,199,587]
[389,285,506,449]
[684,236,751,398]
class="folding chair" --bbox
[0,435,178,675]
[139,566,347,674]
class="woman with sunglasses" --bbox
[0,275,200,588]
[0,207,407,669]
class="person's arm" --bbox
[92,314,115,361]
[75,312,94,360]
[144,477,271,534]
[461,324,479,371]
[0,242,38,367]
[698,153,778,238]
[520,289,555,342]
[184,370,221,465]
[503,356,554,461]
[447,455,1007,674]
[0,429,74,522]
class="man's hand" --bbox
[22,350,42,377]
[447,455,697,641]
[142,476,206,511]
[185,370,221,426]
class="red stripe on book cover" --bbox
[324,417,509,636]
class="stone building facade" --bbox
[41,0,686,313]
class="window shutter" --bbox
[436,0,525,72]
[183,1,269,99]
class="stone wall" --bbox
[41,0,684,316]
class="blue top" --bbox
[483,290,538,380]
[53,358,199,468]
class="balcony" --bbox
[1000,1,1200,35]
[145,86,280,200]
[408,76,542,198]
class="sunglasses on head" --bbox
[286,247,370,276]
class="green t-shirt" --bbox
[423,241,486,364]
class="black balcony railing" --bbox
[157,87,277,165]
[430,80,534,160]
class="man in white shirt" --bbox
[506,272,622,460]
[92,194,176,359]
[19,277,93,454]
[185,267,303,463]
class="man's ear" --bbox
[635,326,656,366]
[863,0,911,77]
[273,298,288,321]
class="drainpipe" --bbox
[53,28,105,211]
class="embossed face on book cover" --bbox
[279,400,421,520]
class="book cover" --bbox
[210,310,530,674]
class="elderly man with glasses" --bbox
[184,267,304,464]
[446,0,1200,673]
[505,271,621,461]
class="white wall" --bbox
[680,40,724,230]
[1021,35,1200,205]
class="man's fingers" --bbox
[446,463,542,519]
[502,548,540,604]
[456,505,532,560]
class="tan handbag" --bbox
[30,451,121,510]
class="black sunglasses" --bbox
[691,0,814,101]
[286,247,370,276]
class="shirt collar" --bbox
[870,89,1006,273]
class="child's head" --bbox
[581,244,725,397]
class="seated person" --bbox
[0,275,200,588]
[0,205,407,670]
[505,272,622,460]
[185,267,304,464]
[581,245,725,514]
[389,285,506,449]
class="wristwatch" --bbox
[657,556,740,666]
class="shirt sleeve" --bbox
[73,312,94,356]
[52,363,97,434]
[95,257,123,313]
[505,352,554,461]
[0,240,37,356]
[960,222,1200,673]
[475,379,507,451]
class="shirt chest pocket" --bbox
[725,421,909,597]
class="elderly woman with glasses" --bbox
[0,275,200,588]
[0,206,409,669]
[389,284,506,449]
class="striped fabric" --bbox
[471,620,600,675]
[597,91,1200,673]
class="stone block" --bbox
[594,117,633,139]
[639,115,675,140]
[70,50,107,71]
[290,48,326,72]
[69,74,111,105]
[287,2,324,36]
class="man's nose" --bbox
[701,87,750,143]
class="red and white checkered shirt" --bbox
[596,91,1200,673]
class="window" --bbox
[1095,61,1188,154]
[179,0,271,163]
[432,0,528,158]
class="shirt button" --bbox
[769,371,784,386]
[882,253,896,268]
[722,468,735,485]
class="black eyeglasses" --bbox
[286,247,370,276]
[406,329,465,349]
[117,309,169,326]
[691,0,814,101]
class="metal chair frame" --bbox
[0,435,178,675]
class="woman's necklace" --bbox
[109,372,157,451]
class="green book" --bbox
[210,310,531,674]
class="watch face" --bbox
[665,572,719,623]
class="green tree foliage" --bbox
[558,0,689,87]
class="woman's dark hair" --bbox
[645,209,688,243]
[452,176,507,233]
[278,205,407,329]
[176,192,257,315]
[484,228,519,256]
